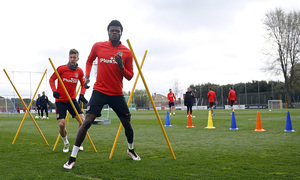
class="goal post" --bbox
[268,100,283,109]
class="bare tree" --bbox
[263,8,300,107]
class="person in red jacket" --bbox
[64,20,139,170]
[49,49,88,153]
[167,89,177,115]
[207,88,217,115]
[227,87,237,112]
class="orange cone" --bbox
[254,111,266,131]
[186,111,195,128]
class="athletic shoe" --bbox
[46,117,49,119]
[187,115,189,117]
[63,143,69,153]
[63,156,76,170]
[79,146,84,151]
[173,113,175,115]
[127,149,141,161]
[211,113,214,116]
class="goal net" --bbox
[268,100,283,109]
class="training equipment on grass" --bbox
[283,111,295,132]
[110,40,176,160]
[4,69,49,145]
[49,58,97,152]
[205,110,215,129]
[229,111,239,130]
[186,111,195,128]
[164,110,172,127]
[254,111,266,132]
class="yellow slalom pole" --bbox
[11,69,47,144]
[109,50,148,158]
[4,69,49,145]
[53,85,81,151]
[127,39,176,159]
[48,58,97,152]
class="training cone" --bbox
[283,111,295,132]
[229,111,239,130]
[164,111,173,127]
[186,111,195,128]
[254,111,266,131]
[205,110,215,129]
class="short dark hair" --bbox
[209,88,212,90]
[107,20,123,32]
[69,49,79,56]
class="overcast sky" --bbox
[1,0,299,103]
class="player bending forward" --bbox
[49,49,88,153]
[63,20,140,170]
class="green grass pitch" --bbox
[0,109,299,179]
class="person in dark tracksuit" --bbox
[40,91,49,119]
[36,94,41,118]
[184,87,196,117]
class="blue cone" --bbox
[164,110,172,127]
[229,111,239,130]
[283,111,295,132]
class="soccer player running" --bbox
[184,87,196,117]
[207,88,217,115]
[167,89,177,115]
[227,87,237,113]
[63,20,140,170]
[49,49,88,153]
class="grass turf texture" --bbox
[0,109,299,179]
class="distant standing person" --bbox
[40,91,49,119]
[167,89,177,115]
[207,88,217,115]
[184,87,196,117]
[36,94,41,118]
[227,87,237,113]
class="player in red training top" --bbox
[207,88,217,115]
[227,87,237,113]
[167,89,177,115]
[49,49,88,153]
[64,20,139,170]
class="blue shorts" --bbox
[87,90,131,119]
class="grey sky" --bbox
[0,0,299,103]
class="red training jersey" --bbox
[228,89,237,101]
[85,40,134,96]
[49,64,86,102]
[167,92,176,103]
[207,90,217,103]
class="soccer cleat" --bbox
[46,117,49,119]
[127,149,141,161]
[63,143,69,153]
[79,146,84,151]
[211,113,214,116]
[169,113,171,116]
[173,113,175,115]
[63,156,76,170]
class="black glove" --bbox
[78,94,88,104]
[53,91,60,99]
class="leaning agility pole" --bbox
[127,40,176,159]
[109,50,148,158]
[4,69,49,145]
[52,85,81,151]
[48,58,97,152]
